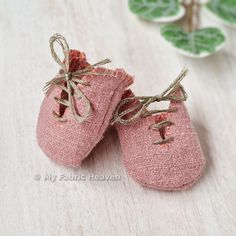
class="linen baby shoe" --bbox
[113,69,205,191]
[37,34,133,167]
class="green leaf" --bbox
[206,0,236,26]
[160,25,226,57]
[128,0,185,22]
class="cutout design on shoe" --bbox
[149,114,175,145]
[37,33,134,167]
[56,50,90,121]
[43,33,111,123]
[112,69,188,132]
[114,72,206,190]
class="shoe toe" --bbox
[124,151,206,191]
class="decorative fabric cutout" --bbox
[37,33,133,167]
[114,72,205,191]
[112,69,188,126]
[44,33,111,123]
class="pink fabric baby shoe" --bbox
[37,34,133,167]
[113,70,205,191]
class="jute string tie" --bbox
[112,69,188,126]
[43,33,111,123]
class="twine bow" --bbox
[112,69,188,125]
[43,33,111,123]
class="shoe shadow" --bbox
[81,126,122,173]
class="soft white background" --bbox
[0,0,236,235]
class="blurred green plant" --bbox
[160,25,225,57]
[128,0,185,22]
[128,0,236,57]
[206,0,236,26]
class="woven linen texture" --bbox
[37,68,133,167]
[115,90,205,191]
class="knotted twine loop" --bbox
[43,33,111,123]
[112,69,188,126]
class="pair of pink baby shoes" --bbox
[37,34,205,191]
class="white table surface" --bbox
[1,0,236,235]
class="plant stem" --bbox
[183,0,201,32]
[188,0,194,32]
